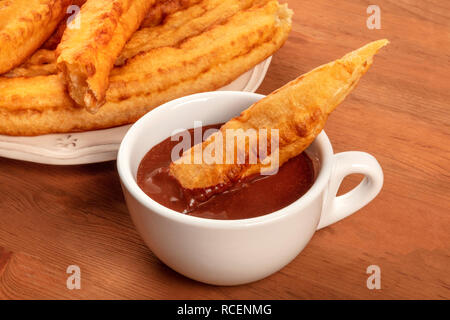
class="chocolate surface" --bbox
[137,124,316,220]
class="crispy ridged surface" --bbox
[141,0,202,28]
[3,63,58,78]
[0,0,71,74]
[56,0,155,112]
[116,0,262,66]
[41,0,194,50]
[0,0,292,136]
[7,0,249,75]
[42,0,88,50]
[109,0,288,100]
[169,40,389,192]
[21,49,56,66]
[3,50,57,78]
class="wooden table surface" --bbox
[0,0,449,299]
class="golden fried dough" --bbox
[3,64,58,78]
[116,0,263,66]
[0,0,292,136]
[169,40,389,193]
[3,50,57,78]
[56,0,155,112]
[21,49,56,66]
[42,0,194,50]
[41,0,88,50]
[9,0,262,74]
[140,0,202,28]
[109,0,290,100]
[0,0,71,74]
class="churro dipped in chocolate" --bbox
[169,40,389,204]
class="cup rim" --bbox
[117,91,334,228]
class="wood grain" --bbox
[0,0,449,299]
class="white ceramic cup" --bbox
[117,91,383,286]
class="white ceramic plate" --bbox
[0,57,272,165]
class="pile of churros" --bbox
[0,0,293,136]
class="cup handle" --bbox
[317,151,383,230]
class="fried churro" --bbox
[7,0,209,74]
[0,0,71,74]
[0,0,292,136]
[56,0,155,112]
[41,0,88,50]
[3,50,57,78]
[140,0,202,28]
[41,0,195,50]
[8,0,264,74]
[169,40,389,200]
[116,0,262,66]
